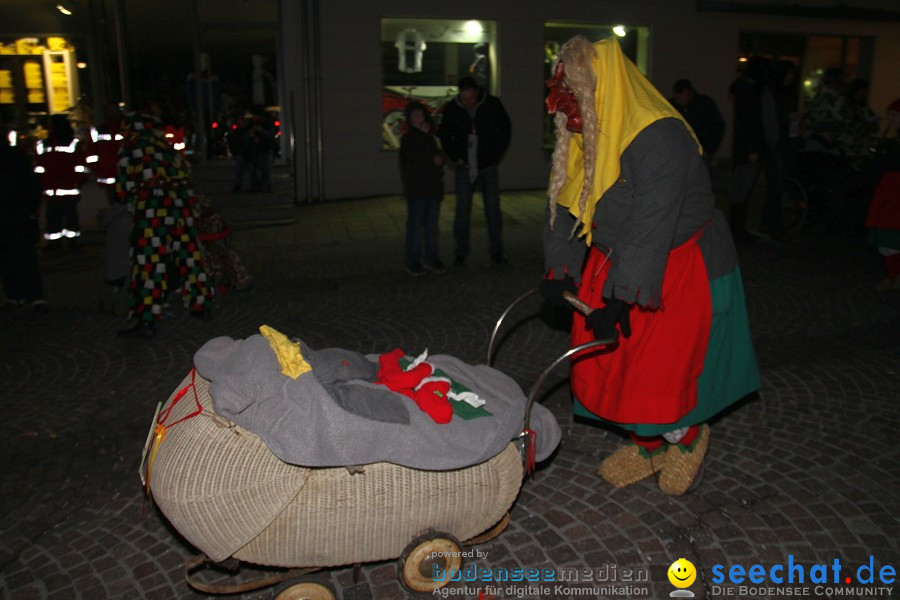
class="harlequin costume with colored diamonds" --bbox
[542,37,760,495]
[118,113,213,328]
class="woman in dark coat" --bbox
[399,101,445,275]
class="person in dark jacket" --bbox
[669,79,725,164]
[227,114,250,192]
[439,76,511,265]
[758,60,799,239]
[244,116,275,193]
[399,102,446,276]
[728,56,770,242]
[0,128,48,314]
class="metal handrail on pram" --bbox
[487,289,618,465]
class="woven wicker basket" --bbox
[150,371,524,567]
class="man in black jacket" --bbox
[669,79,725,165]
[439,77,511,265]
[0,128,47,314]
[728,56,770,242]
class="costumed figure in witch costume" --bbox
[865,98,900,292]
[540,36,760,495]
[117,112,214,338]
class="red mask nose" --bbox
[562,109,583,133]
[545,63,583,133]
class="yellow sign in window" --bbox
[0,68,12,103]
[24,61,45,103]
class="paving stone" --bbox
[46,588,76,600]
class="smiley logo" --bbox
[668,558,696,588]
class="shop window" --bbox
[0,36,84,143]
[122,0,281,161]
[192,27,280,160]
[543,22,650,149]
[737,31,875,106]
[380,18,497,149]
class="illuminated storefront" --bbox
[0,36,81,126]
[380,18,497,150]
[278,0,899,200]
[6,0,895,201]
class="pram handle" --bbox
[486,288,601,365]
[561,290,594,315]
[487,288,617,432]
[486,288,539,366]
[523,338,611,430]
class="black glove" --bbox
[539,276,577,309]
[584,297,632,341]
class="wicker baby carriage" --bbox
[145,368,525,598]
[143,291,609,598]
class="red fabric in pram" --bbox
[377,349,452,424]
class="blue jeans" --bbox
[405,196,442,268]
[453,164,502,260]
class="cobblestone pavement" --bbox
[1,182,898,600]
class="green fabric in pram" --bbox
[398,357,492,420]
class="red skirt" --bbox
[571,235,712,425]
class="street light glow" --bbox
[56,4,73,15]
[613,25,626,37]
[464,20,483,35]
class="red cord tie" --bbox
[144,369,203,495]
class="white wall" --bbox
[281,0,900,200]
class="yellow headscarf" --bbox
[553,38,701,243]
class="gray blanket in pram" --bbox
[194,334,562,471]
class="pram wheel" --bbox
[398,532,463,594]
[273,578,336,600]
